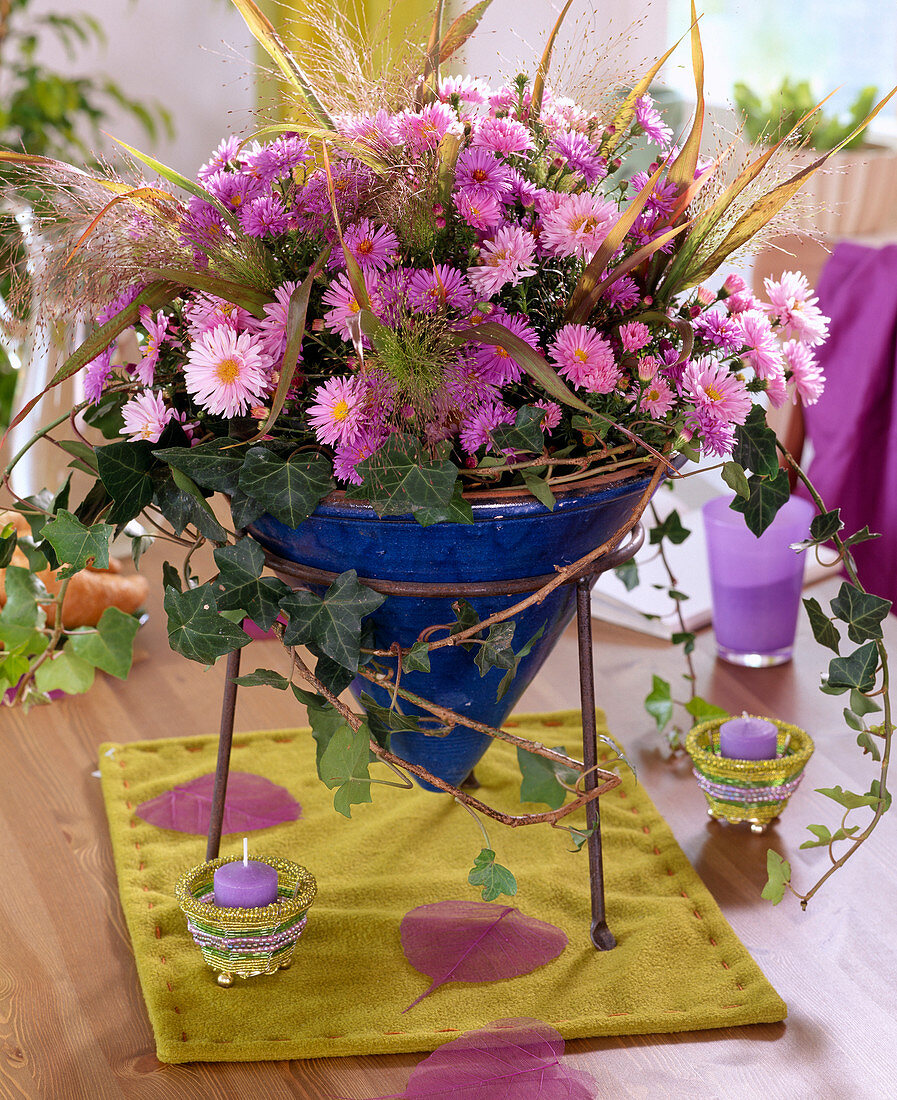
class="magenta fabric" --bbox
[801,241,897,607]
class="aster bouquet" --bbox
[1,0,893,908]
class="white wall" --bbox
[25,0,257,176]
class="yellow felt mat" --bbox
[99,710,785,1064]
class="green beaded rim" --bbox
[685,716,814,785]
[174,856,317,932]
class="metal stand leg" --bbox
[205,647,242,861]
[576,576,616,951]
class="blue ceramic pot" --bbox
[249,468,657,790]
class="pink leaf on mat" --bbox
[135,772,301,834]
[400,901,567,1012]
[381,1018,596,1099]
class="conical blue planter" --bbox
[249,469,657,790]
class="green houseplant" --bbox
[0,0,892,910]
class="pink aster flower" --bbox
[454,147,514,205]
[472,116,533,156]
[688,411,737,458]
[731,308,784,379]
[341,217,400,272]
[682,357,751,425]
[197,136,242,181]
[438,74,491,105]
[203,168,266,214]
[637,354,661,380]
[307,375,367,446]
[535,400,562,432]
[618,321,651,353]
[332,428,386,485]
[185,294,255,339]
[549,324,621,393]
[783,339,826,405]
[243,135,310,183]
[604,275,642,311]
[639,376,676,418]
[255,281,302,363]
[396,102,459,154]
[322,271,373,342]
[549,132,607,184]
[763,270,830,346]
[765,366,789,409]
[693,310,742,353]
[454,189,503,230]
[84,349,113,405]
[239,193,289,237]
[184,325,270,418]
[539,192,618,261]
[134,307,170,386]
[459,399,516,455]
[634,96,673,147]
[406,265,473,314]
[467,225,537,298]
[119,390,178,442]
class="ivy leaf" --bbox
[95,440,156,525]
[161,560,182,593]
[346,433,459,520]
[232,668,291,689]
[850,688,880,717]
[868,779,892,813]
[644,674,673,731]
[314,654,358,697]
[358,691,424,749]
[415,478,474,526]
[317,719,373,817]
[491,406,544,455]
[67,607,140,679]
[228,487,266,530]
[34,648,95,695]
[301,691,351,773]
[671,630,696,654]
[522,472,556,511]
[153,437,245,494]
[516,746,578,810]
[648,509,690,545]
[856,730,882,761]
[468,848,518,902]
[403,640,432,674]
[841,525,882,549]
[827,642,879,693]
[733,405,779,477]
[799,823,832,849]
[237,447,333,528]
[153,473,227,542]
[0,523,17,568]
[474,620,516,676]
[729,469,791,536]
[803,596,841,654]
[721,460,750,500]
[213,538,291,631]
[830,582,892,645]
[761,850,791,905]
[613,559,639,591]
[685,697,729,726]
[810,508,843,543]
[496,624,544,701]
[0,566,46,650]
[280,569,385,671]
[163,584,251,664]
[843,708,866,732]
[450,598,480,650]
[816,784,881,810]
[41,511,112,579]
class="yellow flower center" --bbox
[349,299,360,314]
[357,239,374,255]
[574,348,589,362]
[216,357,241,384]
[704,383,722,402]
[569,214,598,234]
[332,399,350,422]
[473,168,488,183]
[230,194,242,207]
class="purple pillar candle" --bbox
[718,715,779,760]
[213,838,279,908]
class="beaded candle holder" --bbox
[685,717,814,833]
[175,856,316,986]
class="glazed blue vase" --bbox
[249,469,656,790]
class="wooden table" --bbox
[2,561,896,1099]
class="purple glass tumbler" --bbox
[703,494,815,667]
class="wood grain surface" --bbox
[1,544,895,1100]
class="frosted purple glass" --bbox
[703,494,814,667]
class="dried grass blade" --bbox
[439,0,493,63]
[583,222,691,305]
[64,187,174,267]
[530,0,575,121]
[665,3,704,197]
[321,143,371,311]
[146,269,270,317]
[600,33,687,158]
[456,321,593,413]
[229,0,335,132]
